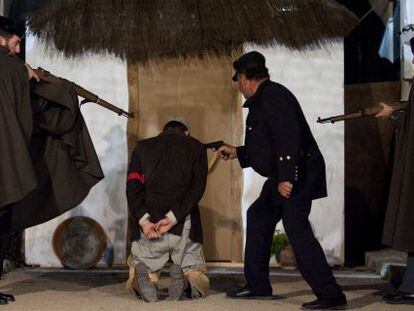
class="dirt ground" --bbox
[0,269,413,311]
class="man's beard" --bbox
[5,42,16,55]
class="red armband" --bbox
[127,172,145,184]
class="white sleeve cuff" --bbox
[165,211,178,225]
[138,213,150,226]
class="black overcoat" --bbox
[383,84,414,252]
[236,79,327,203]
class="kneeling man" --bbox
[126,118,209,302]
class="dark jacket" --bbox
[382,85,414,252]
[236,79,327,203]
[0,46,36,209]
[10,80,104,230]
[127,130,207,244]
[0,46,104,229]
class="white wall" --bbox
[242,43,345,265]
[25,36,129,267]
[24,37,345,267]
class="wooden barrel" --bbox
[52,216,107,269]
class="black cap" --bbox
[0,16,25,37]
[232,51,267,81]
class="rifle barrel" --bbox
[317,102,408,124]
[33,68,134,119]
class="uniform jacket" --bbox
[236,79,327,203]
[383,84,414,252]
[0,46,36,209]
[127,130,207,244]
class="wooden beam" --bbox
[230,49,244,263]
[125,60,140,259]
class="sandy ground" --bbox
[0,269,413,311]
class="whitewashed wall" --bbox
[24,37,345,266]
[242,43,345,265]
[25,36,129,267]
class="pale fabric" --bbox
[131,216,205,272]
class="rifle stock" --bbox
[33,68,134,119]
[317,102,407,124]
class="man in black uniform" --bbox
[0,16,31,305]
[218,51,347,310]
[375,25,414,305]
[0,15,103,305]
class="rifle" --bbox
[33,68,134,119]
[317,102,407,124]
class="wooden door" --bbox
[127,56,243,262]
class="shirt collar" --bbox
[243,79,270,108]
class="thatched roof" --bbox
[27,0,358,63]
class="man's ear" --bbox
[0,37,6,47]
[184,130,190,136]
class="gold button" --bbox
[279,157,284,161]
[286,156,291,160]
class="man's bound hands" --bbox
[154,218,174,235]
[140,217,175,239]
[141,220,160,240]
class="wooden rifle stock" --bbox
[33,68,134,119]
[317,102,407,124]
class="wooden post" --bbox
[125,60,140,259]
[230,89,244,263]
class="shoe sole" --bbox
[226,294,280,300]
[300,305,348,310]
[384,300,414,305]
[135,263,157,303]
[168,264,185,301]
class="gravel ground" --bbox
[0,269,413,311]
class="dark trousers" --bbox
[0,206,12,280]
[244,181,344,299]
[400,253,414,294]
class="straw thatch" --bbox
[27,0,358,63]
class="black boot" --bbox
[0,292,14,305]
[0,293,15,302]
[301,295,347,310]
[383,291,414,305]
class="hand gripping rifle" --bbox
[33,68,134,119]
[317,102,407,124]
